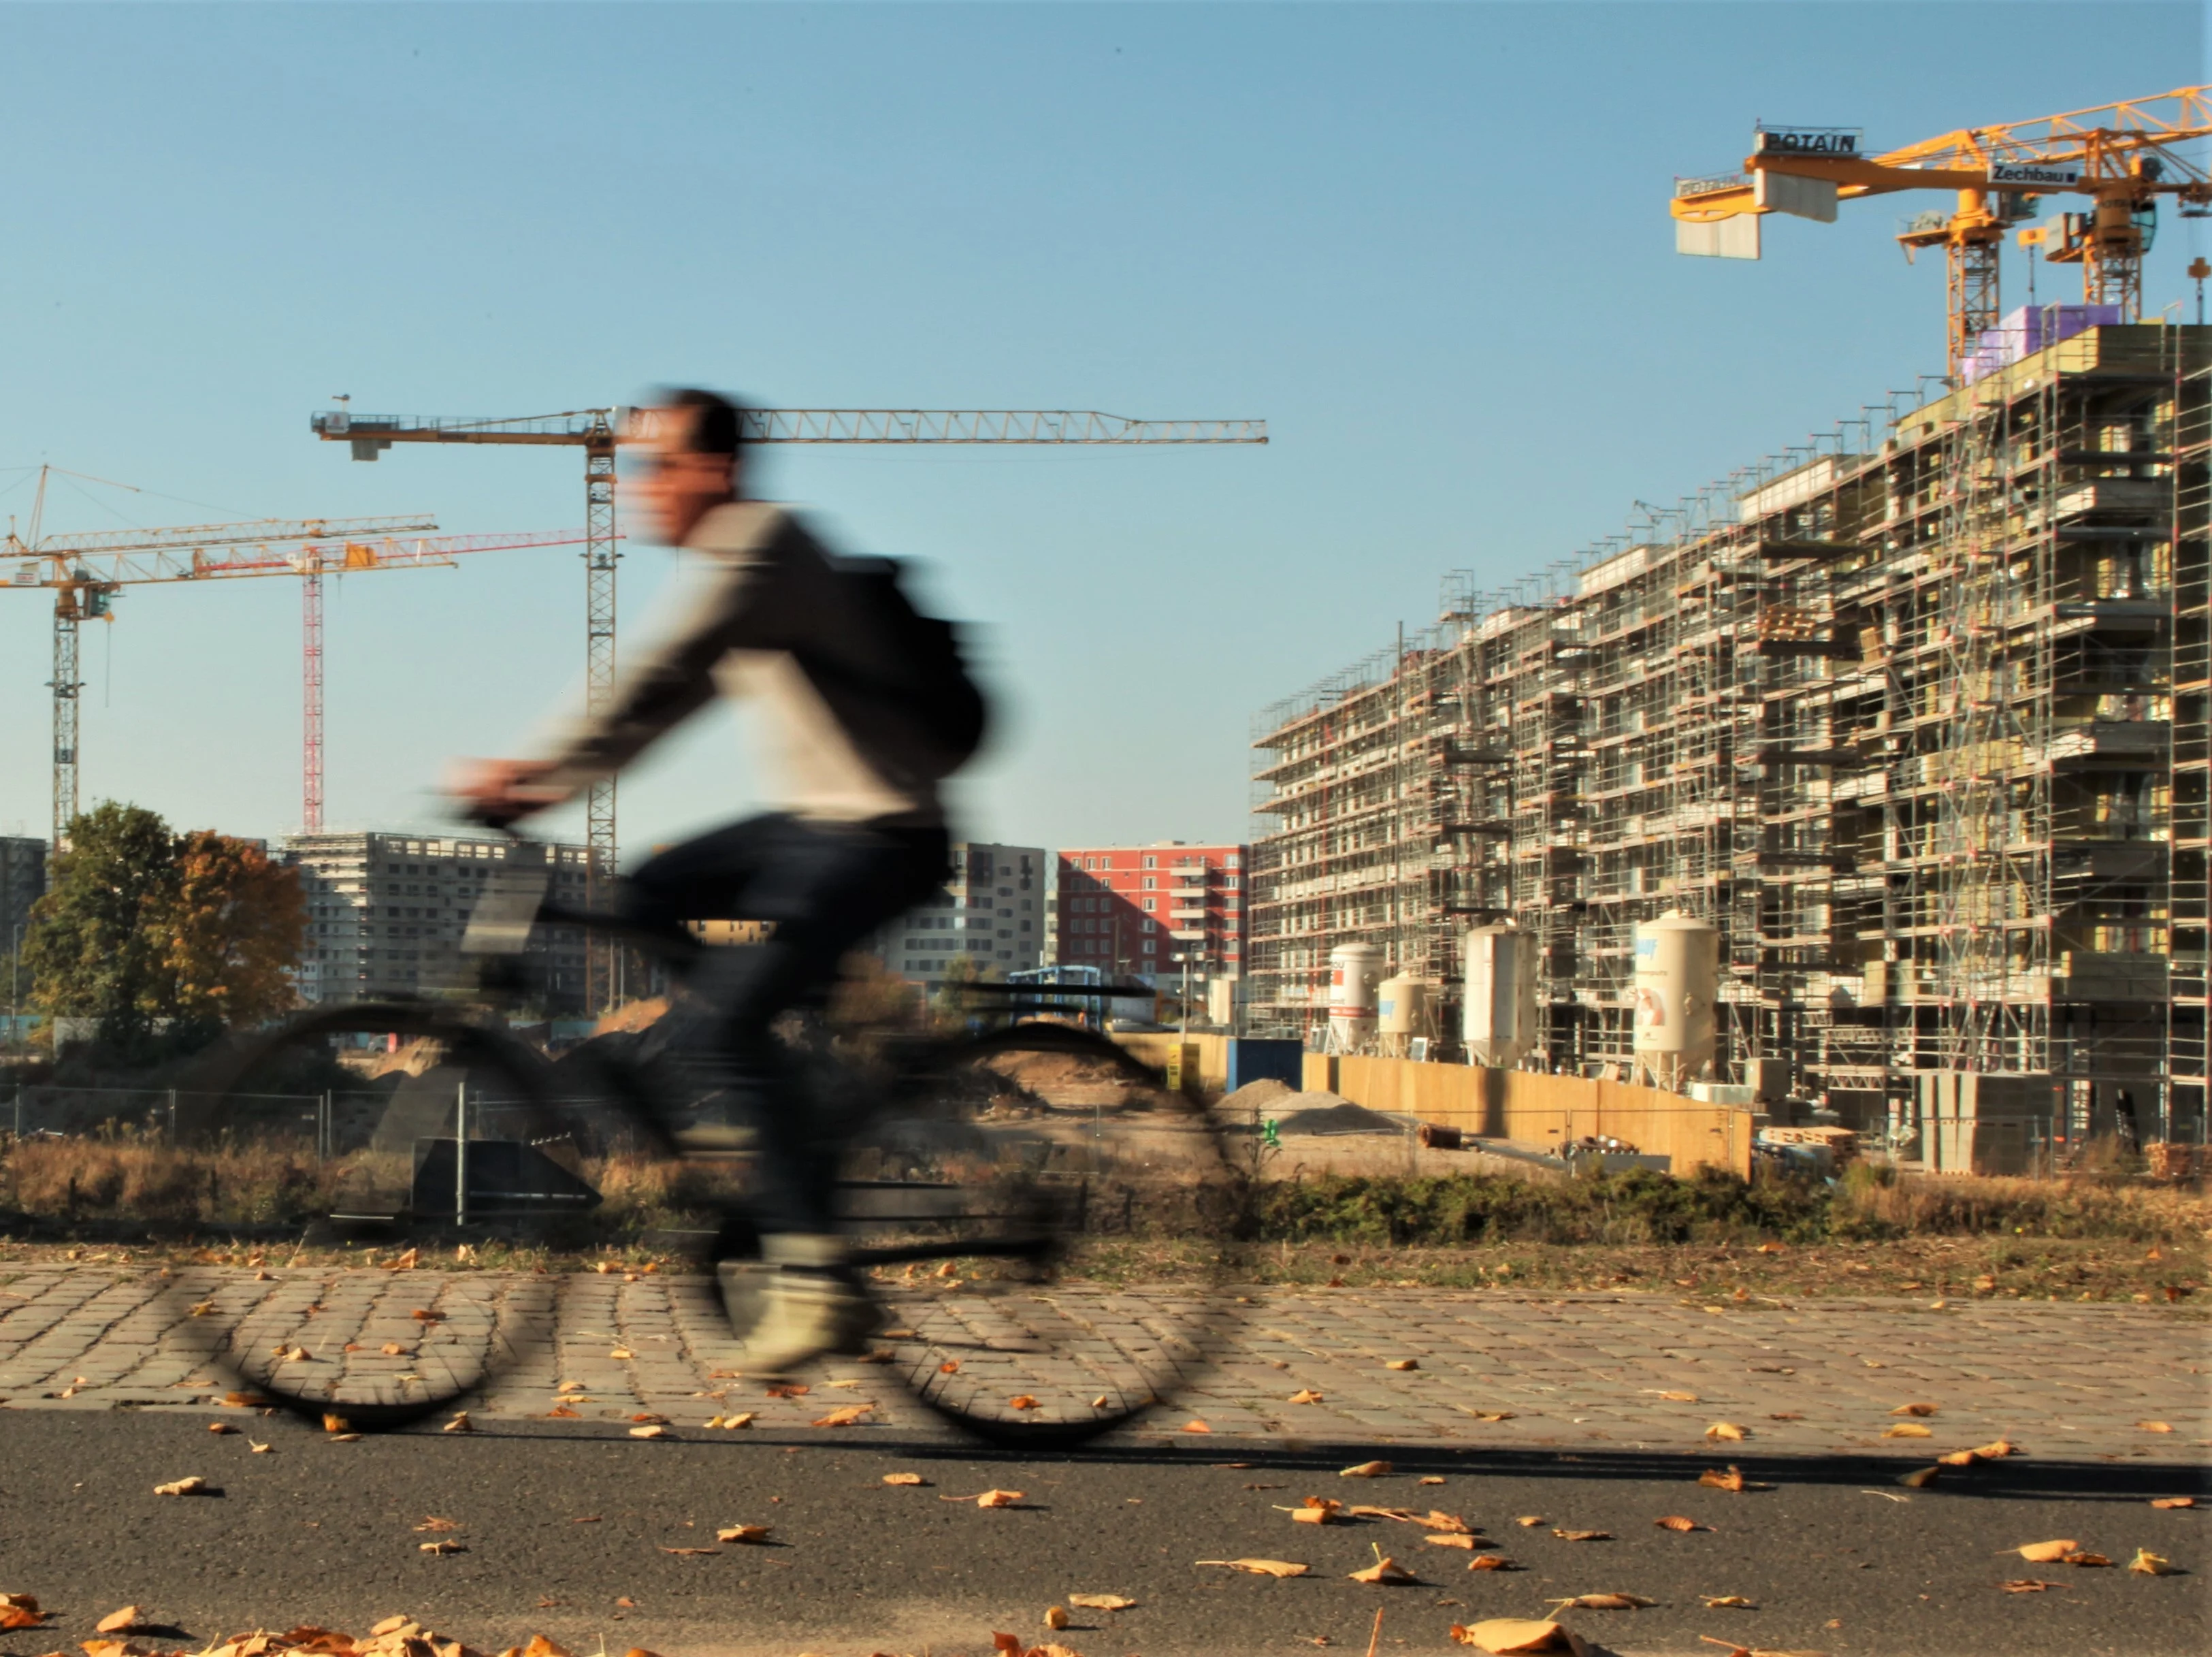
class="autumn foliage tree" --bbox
[22,803,305,1049]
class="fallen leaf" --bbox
[208,1422,236,1434]
[2062,1551,2113,1567]
[883,1473,928,1485]
[2150,1496,2196,1509]
[1345,1505,1413,1522]
[1447,1618,1567,1653]
[1970,1439,2021,1459]
[249,1440,274,1455]
[1698,1466,1771,1492]
[1348,1554,1418,1585]
[1285,1498,1344,1525]
[1514,1515,1545,1527]
[2015,1541,2079,1563]
[547,1406,583,1419]
[1067,1594,1135,1611]
[764,1383,810,1398]
[1421,1511,1475,1534]
[1419,1477,1446,1486]
[812,1404,875,1428]
[1465,1556,1523,1572]
[415,1517,460,1532]
[1288,1390,1325,1405]
[719,1413,756,1430]
[1042,1607,1070,1631]
[2128,1549,2174,1576]
[630,1413,668,1425]
[1427,1534,1478,1549]
[608,1348,636,1361]
[952,1489,1022,1508]
[2138,1421,2175,1434]
[938,1361,960,1374]
[1340,1461,1392,1478]
[1001,1394,1041,1411]
[1649,1391,1699,1403]
[715,1526,772,1544]
[2000,1579,2066,1594]
[329,1432,362,1443]
[1182,1419,1211,1433]
[1551,1593,1653,1609]
[1465,1410,1515,1423]
[1936,1449,1979,1466]
[1899,1466,1942,1489]
[0,1608,46,1632]
[1552,1529,1612,1542]
[628,1425,670,1439]
[381,1343,408,1357]
[410,1308,444,1323]
[1704,1422,1749,1442]
[1385,1359,1420,1372]
[1890,1402,1938,1417]
[321,1414,350,1434]
[1196,1558,1310,1577]
[1700,1595,1756,1608]
[392,1248,419,1269]
[658,1547,719,1556]
[96,1609,142,1634]
[1655,1515,1706,1531]
[153,1476,208,1496]
[443,1413,473,1434]
[419,1540,466,1555]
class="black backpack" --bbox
[817,555,990,769]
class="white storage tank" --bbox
[1463,922,1538,1067]
[1327,942,1383,1050]
[1377,974,1427,1035]
[1631,909,1719,1090]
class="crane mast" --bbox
[312,401,1269,1012]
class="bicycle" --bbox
[163,833,1242,1446]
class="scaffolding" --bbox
[1249,323,2209,1143]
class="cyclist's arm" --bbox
[531,504,797,797]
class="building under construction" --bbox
[1249,321,2209,1152]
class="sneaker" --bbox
[726,1235,881,1375]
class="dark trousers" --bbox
[619,811,949,1238]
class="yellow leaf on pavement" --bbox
[628,1425,670,1439]
[1465,1555,1522,1572]
[2015,1540,2079,1562]
[1288,1390,1324,1405]
[2151,1496,2195,1509]
[95,1609,142,1634]
[1704,1422,1748,1442]
[1700,1594,1756,1608]
[1447,1618,1567,1652]
[608,1348,635,1360]
[153,1477,208,1496]
[882,1473,928,1485]
[1042,1607,1069,1631]
[1067,1595,1135,1611]
[1339,1460,1392,1478]
[1550,1594,1653,1609]
[1348,1553,1417,1585]
[1890,1403,1938,1417]
[2138,1421,2175,1433]
[715,1526,772,1544]
[1551,1529,1611,1541]
[2129,1549,2174,1575]
[1655,1515,1706,1531]
[1195,1559,1310,1577]
[1514,1515,1545,1527]
[1385,1360,1419,1372]
[812,1404,874,1428]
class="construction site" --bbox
[1247,90,2212,1164]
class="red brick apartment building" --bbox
[1050,843,1248,981]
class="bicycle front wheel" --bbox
[839,1023,1244,1447]
[161,1003,619,1430]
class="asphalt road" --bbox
[0,1411,2202,1657]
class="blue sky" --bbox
[1,1,2203,861]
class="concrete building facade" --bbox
[283,831,592,1011]
[1250,322,2208,1152]
[0,836,47,959]
[871,841,1045,988]
[1050,842,1249,984]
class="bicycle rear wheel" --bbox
[837,1022,1244,1447]
[161,1003,629,1430]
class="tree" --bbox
[161,830,306,1029]
[22,803,181,1044]
[22,806,306,1050]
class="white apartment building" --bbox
[283,831,593,1011]
[869,841,1045,988]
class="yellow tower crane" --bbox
[1670,86,2212,378]
[312,402,1268,1010]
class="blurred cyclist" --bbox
[454,388,983,1373]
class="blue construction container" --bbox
[1224,1037,1303,1093]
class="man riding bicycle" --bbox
[454,389,977,1374]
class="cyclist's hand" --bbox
[449,757,569,827]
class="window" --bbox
[1142,876,1156,890]
[1143,898,1156,913]
[1142,856,1156,869]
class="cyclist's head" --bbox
[636,387,750,543]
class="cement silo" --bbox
[1327,942,1382,1052]
[1463,922,1538,1067]
[1376,972,1429,1057]
[1631,910,1719,1091]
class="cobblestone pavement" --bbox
[1,1263,2203,1460]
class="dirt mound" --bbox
[596,997,670,1035]
[1275,1094,1407,1137]
[341,1037,444,1081]
[1218,1077,1297,1114]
